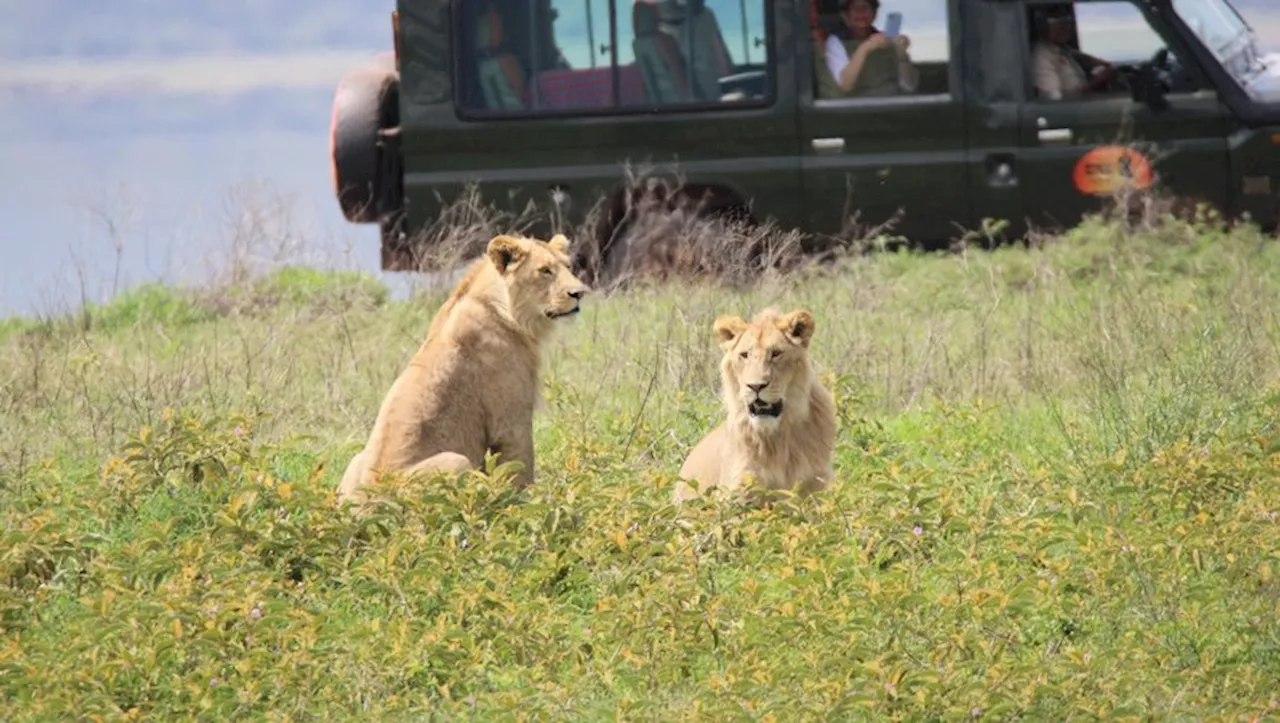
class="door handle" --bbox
[812,137,845,154]
[1037,127,1072,144]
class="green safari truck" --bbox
[328,0,1280,273]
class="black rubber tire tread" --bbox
[330,52,398,224]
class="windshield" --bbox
[1171,0,1249,56]
[1171,0,1266,82]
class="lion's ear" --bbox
[486,235,526,273]
[713,315,748,350]
[778,309,815,348]
[546,233,571,254]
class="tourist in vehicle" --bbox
[816,0,918,99]
[1031,5,1119,100]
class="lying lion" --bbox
[674,308,837,503]
[337,233,589,506]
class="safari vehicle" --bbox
[329,0,1280,272]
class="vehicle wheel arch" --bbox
[581,174,760,285]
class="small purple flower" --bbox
[233,426,244,436]
[911,526,923,537]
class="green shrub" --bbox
[84,282,213,332]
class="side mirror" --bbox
[1129,66,1170,112]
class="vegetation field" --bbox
[1,215,1279,720]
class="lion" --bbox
[336,232,590,506]
[674,307,837,504]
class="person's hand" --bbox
[861,32,890,53]
[894,34,911,52]
[1089,62,1118,88]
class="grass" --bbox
[1,210,1279,720]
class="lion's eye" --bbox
[770,350,782,359]
[541,266,554,276]
[739,351,748,359]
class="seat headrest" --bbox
[634,2,661,34]
[476,7,503,49]
[1032,3,1074,22]
[657,0,690,24]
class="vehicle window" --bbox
[1074,3,1164,63]
[809,0,951,102]
[456,0,773,116]
[553,0,613,69]
[1027,1,1196,102]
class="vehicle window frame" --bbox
[1018,0,1216,106]
[807,0,957,110]
[451,0,781,121]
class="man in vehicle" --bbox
[1031,4,1119,100]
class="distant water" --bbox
[0,130,393,317]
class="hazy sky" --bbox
[1,0,1277,316]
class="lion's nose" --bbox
[746,382,768,393]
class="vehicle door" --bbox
[1016,0,1231,230]
[797,0,972,247]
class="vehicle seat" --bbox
[633,2,693,103]
[810,0,827,43]
[809,0,844,44]
[474,7,528,110]
[683,0,736,101]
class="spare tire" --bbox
[330,52,399,224]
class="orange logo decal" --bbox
[1073,146,1154,196]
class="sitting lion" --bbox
[337,232,589,506]
[674,308,837,503]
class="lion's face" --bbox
[487,233,590,331]
[714,308,816,433]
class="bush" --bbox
[1,213,1278,719]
